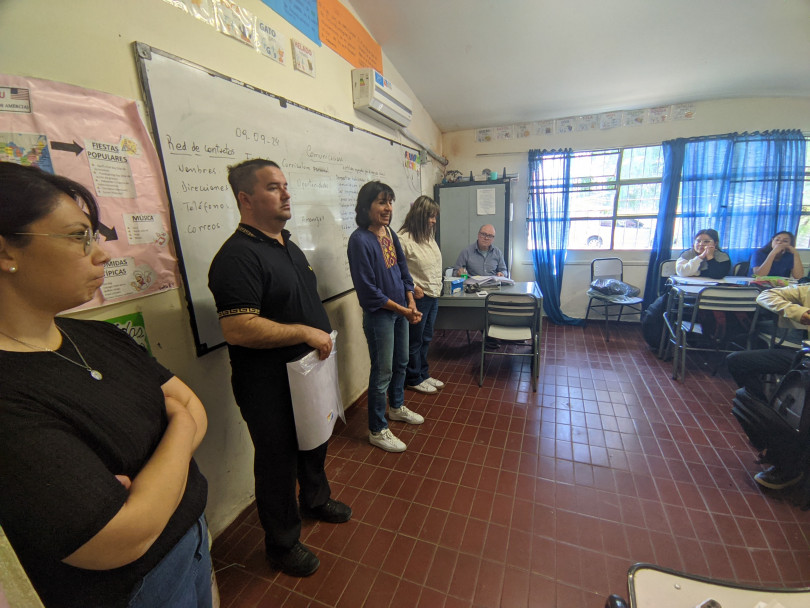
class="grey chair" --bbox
[479,293,541,392]
[657,259,678,297]
[732,261,750,276]
[664,285,761,380]
[585,257,643,341]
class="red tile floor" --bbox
[211,323,810,607]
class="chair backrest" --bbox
[484,293,539,331]
[659,259,677,280]
[692,286,761,313]
[658,258,678,296]
[591,257,623,282]
[733,261,750,276]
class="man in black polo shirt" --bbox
[208,159,351,577]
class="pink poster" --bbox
[0,74,180,310]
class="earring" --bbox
[8,266,16,273]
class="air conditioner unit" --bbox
[351,68,412,129]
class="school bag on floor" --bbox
[731,348,810,508]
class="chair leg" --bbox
[479,332,486,387]
[605,304,611,342]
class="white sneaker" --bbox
[388,405,425,425]
[406,380,437,394]
[369,428,407,452]
[424,377,445,389]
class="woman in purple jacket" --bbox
[347,181,425,453]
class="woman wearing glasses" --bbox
[0,163,210,608]
[675,228,731,279]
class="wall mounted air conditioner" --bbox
[351,68,412,130]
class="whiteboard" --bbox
[135,43,421,355]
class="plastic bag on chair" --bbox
[286,330,345,451]
[589,278,640,298]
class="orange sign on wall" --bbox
[317,0,383,73]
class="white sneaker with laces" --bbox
[406,380,437,394]
[368,428,407,452]
[424,377,445,389]
[388,405,425,425]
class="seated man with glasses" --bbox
[453,224,507,277]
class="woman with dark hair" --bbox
[347,181,425,453]
[675,228,731,279]
[749,231,803,278]
[398,195,445,394]
[0,162,210,608]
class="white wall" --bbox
[0,0,443,535]
[442,98,810,317]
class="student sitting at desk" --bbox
[727,284,810,489]
[675,228,731,279]
[749,231,804,279]
[454,224,507,277]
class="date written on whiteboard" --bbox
[235,128,279,146]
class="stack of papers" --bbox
[465,275,515,287]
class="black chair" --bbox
[585,257,643,341]
[733,260,750,276]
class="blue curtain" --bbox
[643,130,805,306]
[528,149,584,325]
[642,140,685,307]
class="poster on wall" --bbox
[0,74,181,311]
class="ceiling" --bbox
[349,0,810,133]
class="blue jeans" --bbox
[127,514,213,608]
[363,309,409,433]
[406,296,438,386]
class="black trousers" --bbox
[237,387,331,553]
[726,348,796,400]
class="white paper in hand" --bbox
[286,330,344,451]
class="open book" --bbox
[465,275,515,288]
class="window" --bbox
[528,138,809,252]
[528,145,664,250]
[797,141,810,248]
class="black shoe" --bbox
[266,541,320,577]
[754,466,804,490]
[301,498,352,523]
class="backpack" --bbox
[732,348,810,507]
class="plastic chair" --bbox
[585,257,643,341]
[479,293,541,391]
[664,285,761,380]
[657,259,677,297]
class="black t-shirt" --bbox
[208,224,332,402]
[0,319,207,608]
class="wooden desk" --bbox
[436,281,542,330]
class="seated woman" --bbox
[675,229,731,279]
[749,231,804,278]
[0,163,210,608]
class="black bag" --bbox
[641,294,667,349]
[732,349,810,506]
[589,278,640,298]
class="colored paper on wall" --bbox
[261,0,320,46]
[317,0,382,73]
[0,73,181,310]
[105,312,153,355]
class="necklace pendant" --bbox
[90,369,103,381]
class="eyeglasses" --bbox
[478,232,495,239]
[14,227,101,256]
